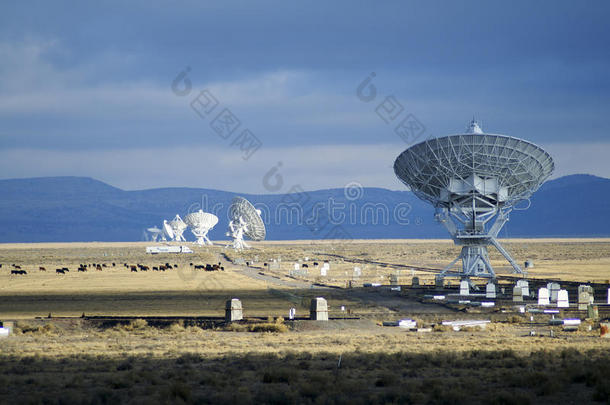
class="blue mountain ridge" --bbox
[0,174,608,242]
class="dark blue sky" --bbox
[0,1,608,191]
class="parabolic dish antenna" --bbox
[227,196,266,250]
[393,119,554,281]
[184,210,218,246]
[146,226,163,242]
[168,214,187,242]
[162,220,175,241]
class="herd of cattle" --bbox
[2,261,225,275]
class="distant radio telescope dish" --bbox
[146,226,163,242]
[227,196,266,250]
[184,210,218,246]
[162,220,175,241]
[393,119,554,281]
[168,214,187,242]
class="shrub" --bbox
[248,323,288,333]
[167,322,185,333]
[262,367,298,384]
[433,324,452,332]
[121,319,148,331]
[15,322,56,335]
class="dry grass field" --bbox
[0,239,609,404]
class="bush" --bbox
[248,323,288,333]
[15,322,56,335]
[122,319,148,331]
[167,322,185,333]
[262,367,298,384]
[433,324,452,332]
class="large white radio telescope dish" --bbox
[227,196,266,250]
[184,210,218,246]
[394,119,554,281]
[168,214,187,241]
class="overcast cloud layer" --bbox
[1,1,609,192]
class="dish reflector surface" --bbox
[393,133,554,207]
[229,196,266,241]
[184,210,219,231]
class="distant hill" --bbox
[0,174,608,242]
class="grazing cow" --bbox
[220,266,225,271]
[96,265,102,271]
[140,266,148,272]
[13,265,22,270]
[78,267,87,272]
[153,267,158,271]
[194,265,204,270]
[264,263,268,267]
[112,262,116,267]
[313,262,319,266]
[10,270,18,275]
[39,266,46,271]
[56,269,65,274]
[130,266,137,272]
[102,264,107,268]
[302,264,309,268]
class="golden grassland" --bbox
[1,239,608,318]
[0,240,609,404]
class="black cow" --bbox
[56,269,66,274]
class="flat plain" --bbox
[0,239,609,404]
